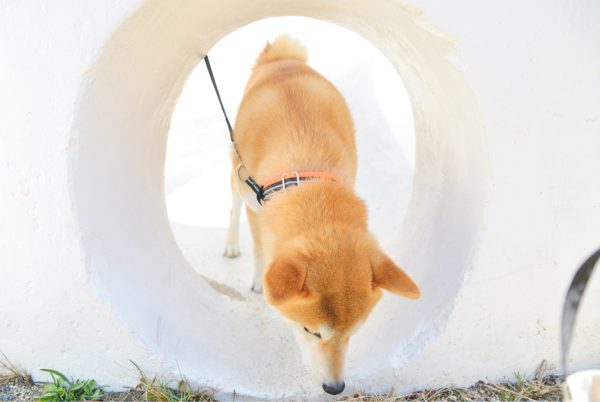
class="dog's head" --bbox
[263,228,419,395]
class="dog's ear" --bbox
[371,251,420,299]
[264,257,307,305]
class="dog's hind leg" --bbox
[224,176,242,258]
[246,207,264,293]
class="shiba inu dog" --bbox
[224,35,420,395]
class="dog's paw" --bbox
[224,242,240,258]
[251,281,263,294]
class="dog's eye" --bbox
[303,326,322,339]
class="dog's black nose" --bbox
[322,380,345,395]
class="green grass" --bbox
[34,368,105,401]
[1,351,213,402]
[130,360,214,402]
[2,352,563,402]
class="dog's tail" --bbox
[254,34,308,67]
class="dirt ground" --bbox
[1,373,564,401]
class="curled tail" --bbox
[254,34,308,67]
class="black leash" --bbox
[203,55,233,140]
[203,55,265,204]
[561,247,600,375]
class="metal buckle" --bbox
[281,171,300,191]
[236,163,249,181]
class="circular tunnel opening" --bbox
[69,0,489,398]
[165,16,416,307]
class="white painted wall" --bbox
[1,0,599,399]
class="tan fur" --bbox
[230,35,420,391]
[254,34,308,67]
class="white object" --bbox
[566,370,600,402]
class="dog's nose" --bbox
[322,380,345,395]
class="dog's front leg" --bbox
[224,186,242,258]
[246,207,264,293]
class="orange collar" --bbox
[259,171,341,203]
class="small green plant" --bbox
[496,389,516,401]
[35,369,104,401]
[513,371,526,390]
